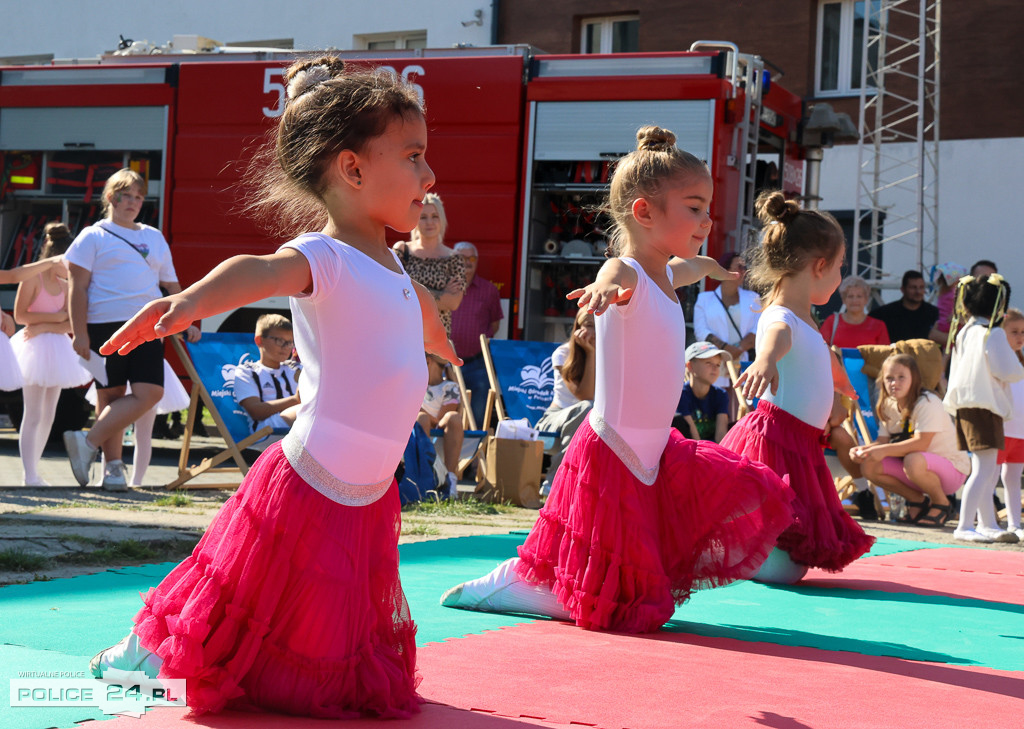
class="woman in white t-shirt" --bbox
[535,308,595,493]
[852,354,969,528]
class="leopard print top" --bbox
[396,243,466,335]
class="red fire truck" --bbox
[0,43,806,341]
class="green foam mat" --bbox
[862,536,953,557]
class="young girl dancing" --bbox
[850,354,968,527]
[90,56,458,718]
[720,192,874,584]
[998,308,1024,539]
[441,127,794,634]
[944,274,1024,543]
[11,223,91,485]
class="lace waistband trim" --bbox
[589,410,659,485]
[282,432,392,506]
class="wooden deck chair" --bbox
[835,346,890,518]
[478,335,560,445]
[429,362,488,481]
[168,333,284,489]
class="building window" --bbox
[816,0,877,95]
[357,32,427,51]
[580,15,639,54]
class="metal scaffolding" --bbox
[853,0,940,286]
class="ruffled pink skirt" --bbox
[721,401,875,571]
[516,416,794,634]
[133,441,420,718]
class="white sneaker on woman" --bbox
[953,528,994,544]
[975,526,1020,543]
[89,632,161,681]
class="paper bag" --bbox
[475,437,543,509]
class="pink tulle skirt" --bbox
[516,416,794,634]
[133,441,420,718]
[721,401,875,571]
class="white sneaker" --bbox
[101,461,129,492]
[1013,528,1024,541]
[63,430,98,487]
[89,632,161,681]
[953,528,994,544]
[976,526,1020,544]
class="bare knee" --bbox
[903,452,927,479]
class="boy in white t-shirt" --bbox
[233,314,301,434]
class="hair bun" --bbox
[755,190,799,225]
[636,125,677,153]
[285,56,346,101]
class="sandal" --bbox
[914,501,952,528]
[898,495,931,524]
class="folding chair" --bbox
[168,333,285,489]
[725,359,756,419]
[478,335,560,442]
[429,362,488,482]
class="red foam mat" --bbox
[416,620,1024,729]
[802,547,1024,604]
[77,702,561,728]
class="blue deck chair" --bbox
[168,333,284,489]
[479,336,560,447]
[426,362,488,486]
[840,347,879,443]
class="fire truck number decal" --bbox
[263,68,286,118]
[262,65,425,118]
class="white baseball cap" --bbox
[685,341,733,363]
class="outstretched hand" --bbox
[567,284,634,315]
[427,336,463,368]
[99,295,197,356]
[735,358,779,400]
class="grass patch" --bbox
[53,538,198,567]
[154,492,193,508]
[63,534,100,546]
[0,548,50,572]
[401,523,441,537]
[402,498,517,518]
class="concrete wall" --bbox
[0,0,494,60]
[819,137,1024,301]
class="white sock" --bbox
[961,450,1000,531]
[442,558,570,620]
[752,548,809,585]
[1001,462,1023,530]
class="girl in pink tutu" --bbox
[89,56,457,718]
[11,223,91,485]
[720,192,875,583]
[441,126,794,634]
[0,256,66,393]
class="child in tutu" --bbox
[440,126,794,634]
[998,308,1024,540]
[90,56,457,718]
[0,256,66,392]
[11,223,91,485]
[944,274,1024,543]
[721,192,874,583]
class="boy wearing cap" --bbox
[675,342,732,443]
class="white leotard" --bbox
[756,304,832,429]
[593,257,685,480]
[281,233,427,506]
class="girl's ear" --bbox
[631,197,655,229]
[332,149,363,190]
[812,256,830,278]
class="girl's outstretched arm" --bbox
[668,256,740,288]
[413,281,462,366]
[101,249,312,355]
[0,257,61,285]
[736,321,791,400]
[567,258,638,315]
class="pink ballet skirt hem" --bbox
[132,441,421,718]
[721,400,875,571]
[515,418,794,633]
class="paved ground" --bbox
[0,426,1020,586]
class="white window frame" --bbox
[815,0,874,97]
[579,15,639,54]
[355,31,427,51]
